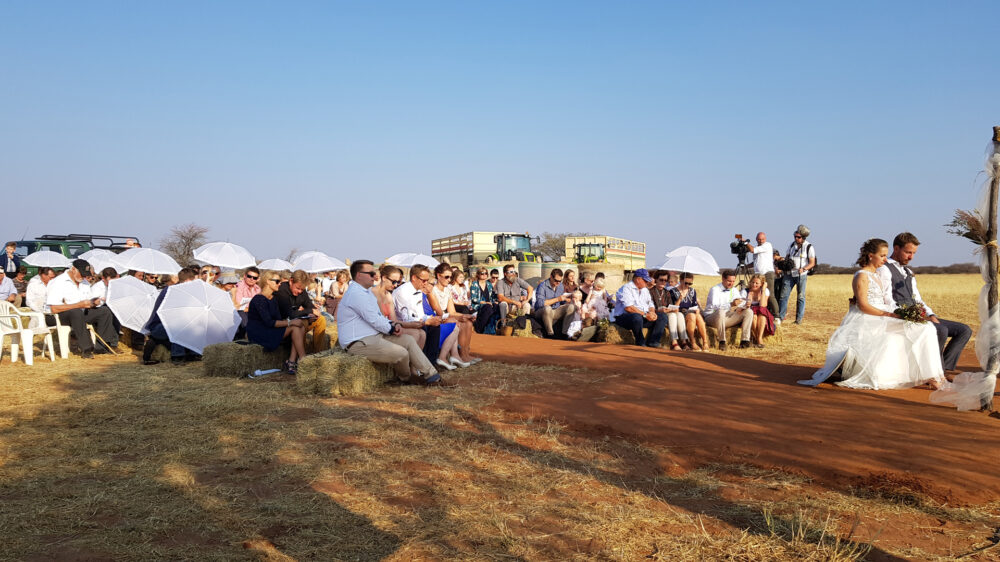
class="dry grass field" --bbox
[1,274,997,561]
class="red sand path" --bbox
[470,334,1000,506]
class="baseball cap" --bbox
[72,259,93,277]
[633,268,652,282]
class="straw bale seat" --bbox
[295,349,395,397]
[202,342,286,377]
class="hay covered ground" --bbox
[1,274,998,561]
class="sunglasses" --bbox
[794,234,803,239]
[441,275,452,279]
[269,278,280,283]
[360,271,377,277]
[245,274,259,280]
[391,279,403,286]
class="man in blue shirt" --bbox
[532,268,576,338]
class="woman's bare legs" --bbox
[457,318,475,361]
[439,326,460,362]
[285,325,306,362]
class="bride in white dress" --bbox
[799,238,945,390]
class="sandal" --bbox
[671,342,682,351]
[283,360,298,375]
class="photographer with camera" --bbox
[743,232,779,316]
[777,224,816,325]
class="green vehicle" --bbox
[486,233,540,263]
[573,243,606,264]
[13,234,140,278]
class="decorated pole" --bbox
[985,126,1000,410]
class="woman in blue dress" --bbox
[247,271,307,373]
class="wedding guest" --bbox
[879,232,972,372]
[372,264,426,349]
[650,270,687,350]
[578,271,595,304]
[677,273,708,350]
[489,269,500,285]
[143,267,198,364]
[246,270,307,374]
[746,274,775,348]
[339,260,446,385]
[533,268,576,338]
[0,269,18,305]
[12,266,28,306]
[393,264,448,367]
[778,224,816,325]
[612,269,666,347]
[275,270,328,353]
[449,268,473,314]
[26,267,56,313]
[48,260,117,358]
[582,277,613,323]
[199,266,217,285]
[0,242,20,277]
[495,264,532,328]
[90,267,119,302]
[324,270,349,317]
[432,263,478,365]
[563,269,579,294]
[469,266,499,334]
[704,269,754,350]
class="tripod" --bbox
[735,256,753,290]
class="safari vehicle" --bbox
[13,234,141,276]
[564,235,646,272]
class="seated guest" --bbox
[495,264,533,328]
[489,269,500,286]
[306,277,334,323]
[215,273,239,292]
[0,268,18,306]
[533,268,577,338]
[246,270,307,374]
[431,263,479,365]
[12,266,28,307]
[676,273,708,351]
[26,267,57,313]
[373,264,426,349]
[232,267,261,332]
[199,266,217,285]
[323,270,349,317]
[612,269,667,347]
[582,277,613,324]
[90,267,119,302]
[274,269,328,353]
[143,267,200,365]
[650,270,688,351]
[703,269,754,351]
[469,266,499,334]
[393,264,455,369]
[578,272,595,305]
[1,242,20,277]
[340,260,446,385]
[46,260,117,358]
[563,269,579,294]
[746,274,775,348]
[449,268,473,314]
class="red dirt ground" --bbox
[472,334,1000,506]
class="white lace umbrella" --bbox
[23,250,72,268]
[385,252,440,268]
[115,248,182,275]
[78,249,127,274]
[293,252,348,273]
[193,242,256,269]
[106,276,159,334]
[655,246,720,276]
[257,258,295,271]
[157,280,240,355]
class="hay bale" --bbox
[296,349,395,397]
[603,323,635,345]
[150,344,172,363]
[202,342,285,378]
[706,326,741,348]
[513,324,539,338]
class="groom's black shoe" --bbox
[718,341,728,351]
[739,341,752,349]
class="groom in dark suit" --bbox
[880,232,972,372]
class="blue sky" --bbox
[3,1,998,267]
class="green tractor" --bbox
[486,233,540,263]
[573,242,606,264]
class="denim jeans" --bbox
[778,274,807,322]
[614,311,668,347]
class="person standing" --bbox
[778,224,816,325]
[879,232,972,372]
[746,232,779,315]
[0,242,20,277]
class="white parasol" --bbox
[106,276,159,334]
[193,242,256,269]
[385,252,440,268]
[293,252,348,273]
[655,246,720,276]
[157,280,240,355]
[115,248,182,275]
[257,258,295,271]
[23,250,72,268]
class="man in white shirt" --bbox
[0,269,17,305]
[340,260,446,386]
[703,269,754,351]
[25,267,57,313]
[747,232,779,315]
[778,224,816,325]
[879,232,972,372]
[393,264,446,364]
[46,260,117,358]
[611,269,667,347]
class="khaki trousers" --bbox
[308,315,328,353]
[703,308,753,343]
[345,333,435,382]
[532,304,576,336]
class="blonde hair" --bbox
[594,278,606,290]
[748,274,766,290]
[260,270,278,297]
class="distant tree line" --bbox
[813,263,979,275]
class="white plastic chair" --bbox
[0,304,31,364]
[0,302,55,365]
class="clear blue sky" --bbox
[3,1,998,267]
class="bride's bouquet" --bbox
[894,303,929,323]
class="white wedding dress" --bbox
[799,270,944,389]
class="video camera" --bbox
[730,234,751,264]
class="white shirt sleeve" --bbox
[909,273,934,317]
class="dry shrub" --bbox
[513,324,538,338]
[202,342,285,378]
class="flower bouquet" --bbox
[894,302,929,323]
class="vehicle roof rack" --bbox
[37,234,141,250]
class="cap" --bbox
[633,268,653,282]
[72,259,93,277]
